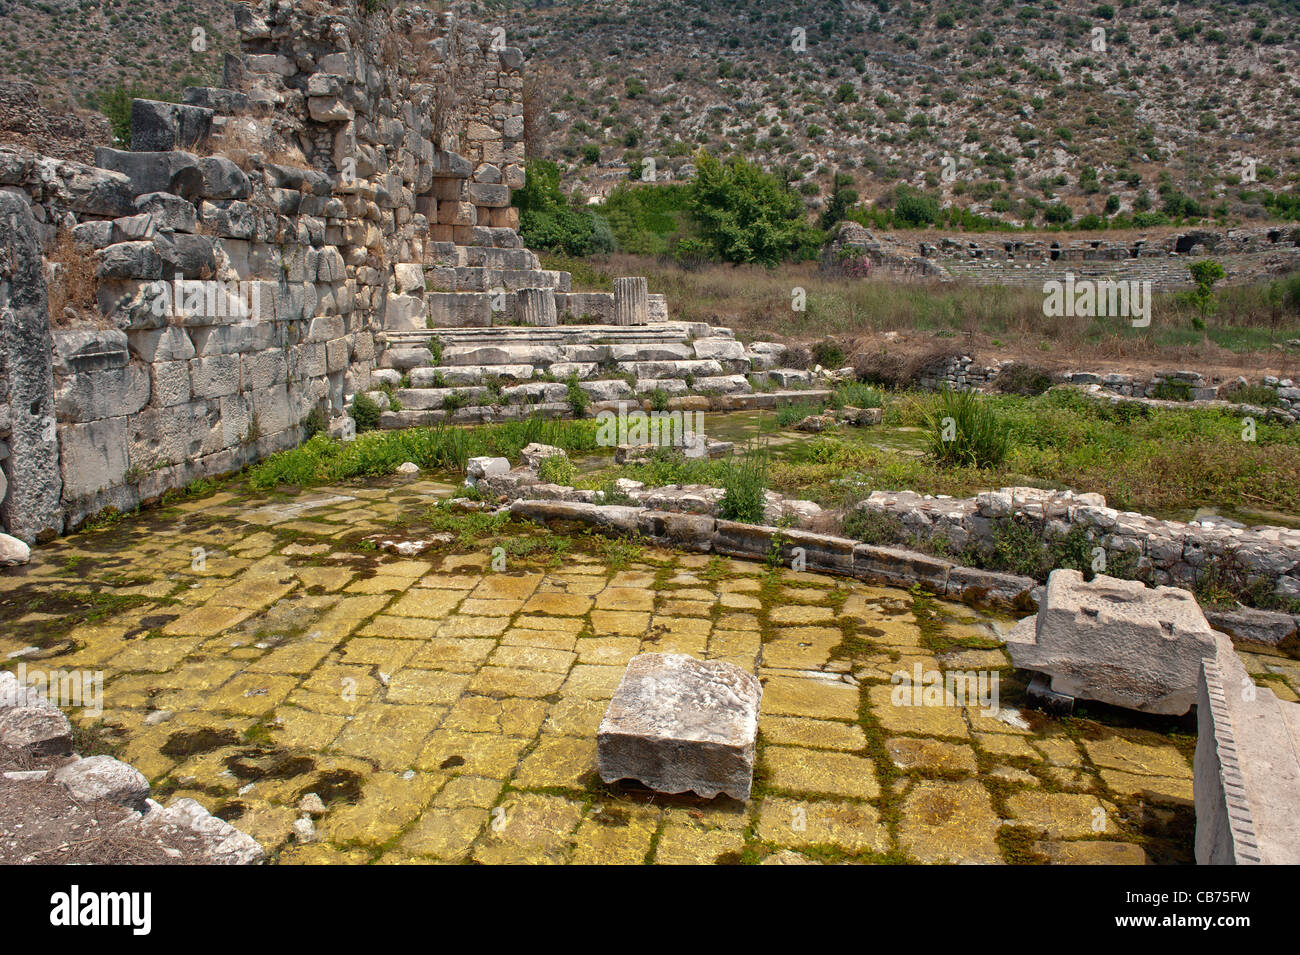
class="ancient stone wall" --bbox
[0,0,531,538]
[0,192,63,542]
[830,221,1300,290]
[905,356,1300,426]
[855,486,1300,614]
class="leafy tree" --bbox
[892,186,941,226]
[1187,259,1226,333]
[93,81,149,146]
[600,182,691,255]
[513,160,614,256]
[687,150,821,266]
[818,171,859,231]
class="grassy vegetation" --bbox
[543,253,1300,364]
[718,442,770,522]
[922,388,1010,469]
[248,418,603,488]
[766,389,1300,518]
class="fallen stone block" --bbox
[0,532,30,566]
[946,566,1037,611]
[139,798,265,864]
[1006,570,1216,715]
[466,456,510,484]
[519,442,566,470]
[54,755,150,811]
[598,653,761,800]
[0,672,73,757]
[1195,631,1300,864]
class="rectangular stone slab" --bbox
[598,653,761,800]
[1007,569,1216,715]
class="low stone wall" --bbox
[506,498,1036,612]
[912,357,1300,425]
[830,221,1300,290]
[855,487,1300,643]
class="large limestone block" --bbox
[131,99,213,152]
[59,418,129,500]
[54,755,151,811]
[0,191,63,541]
[443,344,561,367]
[1195,631,1300,864]
[1007,570,1216,715]
[94,148,202,198]
[598,653,762,800]
[692,338,747,362]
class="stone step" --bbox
[429,266,572,293]
[381,322,712,349]
[425,242,541,271]
[421,290,677,329]
[371,389,832,430]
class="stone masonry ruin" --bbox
[2,0,1299,871]
[0,0,798,545]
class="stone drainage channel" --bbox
[0,475,1258,865]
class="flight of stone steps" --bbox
[368,321,828,428]
[364,221,834,426]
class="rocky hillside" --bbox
[2,0,1298,226]
[0,0,235,118]
[507,0,1300,225]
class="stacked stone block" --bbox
[0,0,674,541]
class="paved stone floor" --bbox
[0,478,1272,864]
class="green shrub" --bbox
[250,417,603,488]
[349,393,382,433]
[514,160,615,256]
[647,387,671,412]
[537,454,577,485]
[93,81,153,146]
[994,363,1054,396]
[811,339,846,368]
[777,345,812,369]
[1221,383,1280,407]
[840,507,907,545]
[924,388,1010,468]
[565,375,589,417]
[688,150,822,266]
[775,400,826,428]
[1151,380,1192,401]
[301,406,329,440]
[718,444,769,523]
[832,381,882,409]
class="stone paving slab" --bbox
[0,478,1259,864]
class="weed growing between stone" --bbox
[718,441,770,523]
[923,388,1011,469]
[248,417,604,488]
